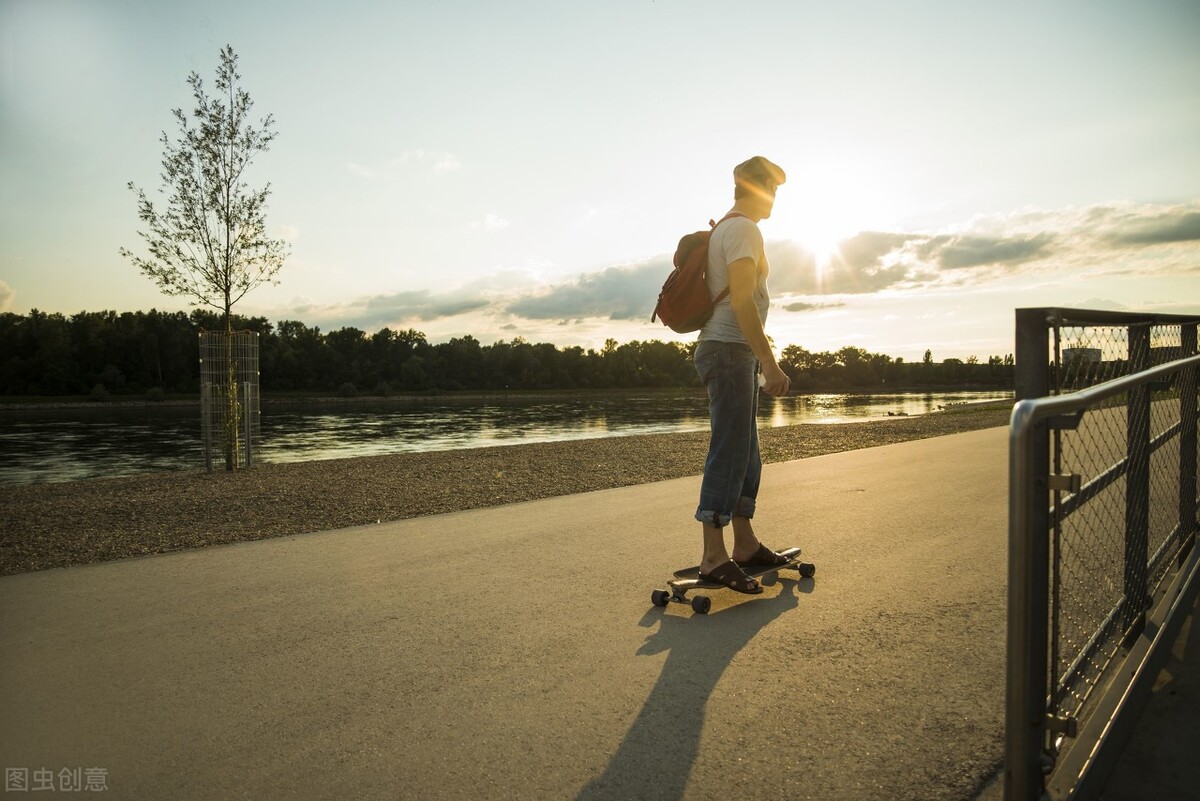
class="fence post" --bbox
[1007,413,1053,801]
[1015,309,1051,402]
[1123,324,1151,642]
[1006,309,1053,801]
[1181,323,1198,561]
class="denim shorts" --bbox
[693,339,761,526]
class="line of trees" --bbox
[0,309,1014,399]
[782,345,1014,393]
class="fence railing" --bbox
[1005,308,1199,801]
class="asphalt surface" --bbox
[0,426,1192,800]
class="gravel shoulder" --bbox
[0,406,1011,576]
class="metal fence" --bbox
[199,330,260,471]
[1006,308,1199,801]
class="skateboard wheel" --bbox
[799,563,816,578]
[761,571,778,587]
[691,596,712,615]
[651,589,670,608]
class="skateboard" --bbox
[651,546,816,615]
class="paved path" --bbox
[0,427,1062,799]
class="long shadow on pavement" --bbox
[576,577,816,801]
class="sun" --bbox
[800,222,847,273]
[778,195,857,289]
[772,156,902,281]
[782,175,867,261]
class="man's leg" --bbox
[694,341,760,589]
[700,521,760,592]
[729,374,764,561]
[730,516,763,563]
[700,522,732,575]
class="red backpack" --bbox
[650,212,745,333]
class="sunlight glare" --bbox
[776,158,900,287]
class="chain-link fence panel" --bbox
[1007,308,1199,801]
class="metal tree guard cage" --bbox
[199,330,260,471]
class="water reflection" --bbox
[0,391,1010,485]
[256,394,717,465]
[0,408,204,485]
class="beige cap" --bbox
[734,156,786,190]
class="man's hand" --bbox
[760,362,791,397]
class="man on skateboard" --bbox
[693,156,791,594]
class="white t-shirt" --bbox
[698,214,770,343]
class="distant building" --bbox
[1063,347,1102,364]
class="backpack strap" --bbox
[709,212,748,304]
[711,211,748,229]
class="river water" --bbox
[0,390,1012,485]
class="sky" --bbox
[1,0,1198,362]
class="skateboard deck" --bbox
[652,546,815,615]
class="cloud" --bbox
[505,261,666,321]
[768,233,933,295]
[346,149,462,179]
[363,290,490,322]
[0,280,13,311]
[784,301,846,313]
[918,232,1057,269]
[837,232,920,272]
[491,199,1199,326]
[494,200,1200,329]
[1135,300,1200,316]
[774,200,1200,299]
[1070,297,1130,312]
[272,224,300,241]
[470,213,509,232]
[1098,208,1200,247]
[252,269,547,334]
[251,200,1199,339]
[266,288,491,332]
[430,153,463,173]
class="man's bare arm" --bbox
[726,257,791,396]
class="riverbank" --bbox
[0,405,1012,576]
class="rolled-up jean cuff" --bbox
[694,497,756,527]
[695,509,731,527]
[736,496,757,518]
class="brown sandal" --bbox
[698,560,763,595]
[735,543,790,569]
